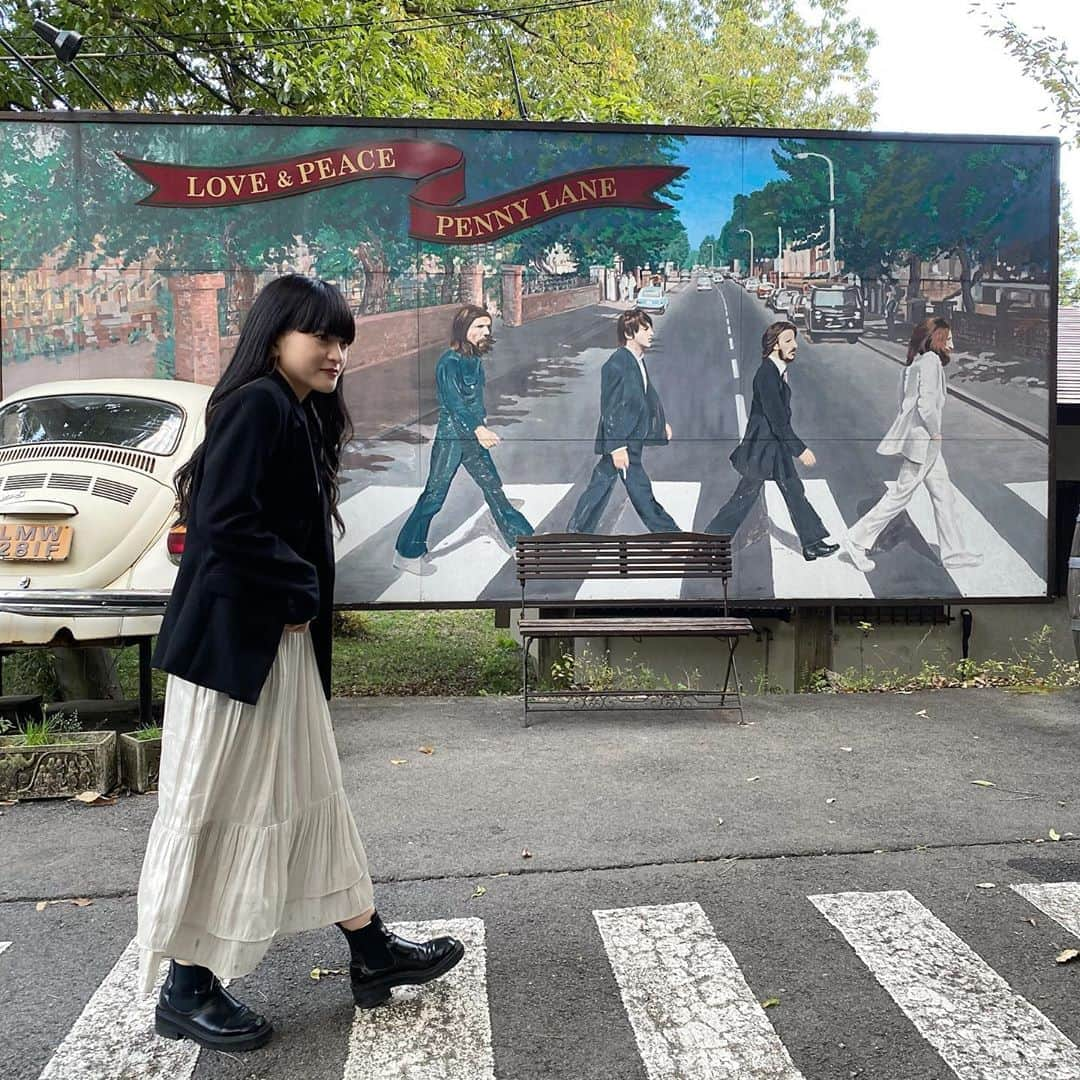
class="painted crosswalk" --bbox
[765,479,874,598]
[343,919,494,1080]
[377,483,573,602]
[576,482,701,600]
[1011,881,1080,937]
[809,889,1080,1079]
[1006,480,1048,518]
[18,884,1080,1079]
[894,479,1046,595]
[594,903,805,1079]
[340,473,1046,601]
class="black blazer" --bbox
[593,346,669,456]
[153,370,335,705]
[729,359,807,481]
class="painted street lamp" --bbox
[795,151,836,279]
[763,211,783,291]
[738,228,754,279]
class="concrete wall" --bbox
[512,597,1073,695]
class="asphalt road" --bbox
[332,282,1049,604]
[1,688,1078,1080]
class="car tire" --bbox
[847,334,860,343]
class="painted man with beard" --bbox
[705,320,838,561]
[393,304,533,575]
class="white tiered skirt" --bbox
[136,628,374,996]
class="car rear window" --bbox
[639,287,662,298]
[0,394,185,455]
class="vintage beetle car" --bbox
[0,378,212,645]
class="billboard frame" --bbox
[0,111,1060,608]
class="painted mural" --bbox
[0,117,1056,603]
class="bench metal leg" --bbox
[522,636,531,728]
[721,638,744,723]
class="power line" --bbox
[1,0,611,57]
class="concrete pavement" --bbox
[1,688,1078,1078]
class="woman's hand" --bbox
[284,621,310,633]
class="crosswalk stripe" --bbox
[377,483,572,602]
[343,918,494,1080]
[593,903,805,1080]
[764,479,873,598]
[37,938,201,1080]
[735,393,747,436]
[336,485,424,561]
[891,480,1046,595]
[576,482,701,600]
[809,889,1080,1080]
[1011,881,1080,937]
[1005,481,1048,518]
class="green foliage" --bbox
[133,723,162,741]
[3,650,61,700]
[544,646,700,692]
[1060,187,1080,306]
[13,710,82,746]
[0,0,876,130]
[972,2,1079,146]
[810,625,1080,694]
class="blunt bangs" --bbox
[285,278,357,345]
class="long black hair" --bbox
[175,274,356,534]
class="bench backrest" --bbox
[516,532,734,606]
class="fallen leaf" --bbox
[1025,918,1038,927]
[1056,948,1079,965]
[469,885,487,900]
[975,882,996,889]
[35,901,47,912]
[71,898,92,907]
[840,747,853,753]
[971,780,996,788]
[72,790,116,805]
[35,897,92,911]
[521,848,532,859]
[915,709,928,718]
[716,818,724,826]
[390,759,408,766]
[1049,828,1061,841]
[826,798,836,804]
[309,966,347,981]
[760,997,781,1008]
[746,776,760,783]
[418,746,434,755]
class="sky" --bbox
[677,0,1076,250]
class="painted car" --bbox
[768,287,803,316]
[744,277,760,292]
[806,284,865,342]
[0,378,212,645]
[635,285,669,314]
[755,281,775,300]
[695,276,713,291]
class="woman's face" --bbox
[274,330,348,399]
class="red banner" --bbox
[119,139,685,244]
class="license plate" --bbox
[0,523,73,561]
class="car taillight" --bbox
[166,524,186,564]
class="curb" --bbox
[858,338,1049,445]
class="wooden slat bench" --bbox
[515,533,753,725]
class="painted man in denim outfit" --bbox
[394,305,533,575]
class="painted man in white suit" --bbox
[842,317,982,572]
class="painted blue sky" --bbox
[671,136,784,250]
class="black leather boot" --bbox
[155,960,273,1051]
[340,912,465,1009]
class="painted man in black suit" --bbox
[567,307,679,533]
[705,321,839,561]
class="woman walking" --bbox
[841,317,982,572]
[138,274,464,1051]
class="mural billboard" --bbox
[0,115,1057,605]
